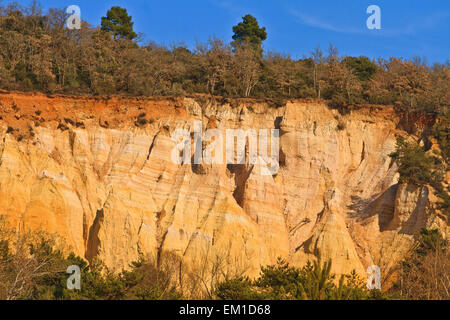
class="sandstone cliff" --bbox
[0,92,446,285]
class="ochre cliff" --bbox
[0,92,446,285]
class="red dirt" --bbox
[0,91,436,141]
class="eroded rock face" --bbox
[388,184,429,231]
[0,93,445,282]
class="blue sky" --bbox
[8,0,450,63]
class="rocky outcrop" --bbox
[0,92,446,283]
[388,184,429,232]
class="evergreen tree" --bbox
[232,14,267,54]
[101,6,137,40]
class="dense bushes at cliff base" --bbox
[215,258,373,300]
[0,215,448,300]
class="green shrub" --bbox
[215,277,265,300]
[389,137,436,186]
[215,258,371,300]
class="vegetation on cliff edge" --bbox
[0,2,448,116]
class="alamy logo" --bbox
[66,5,81,30]
[366,5,381,30]
[366,265,381,290]
[66,265,81,290]
[171,121,279,176]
